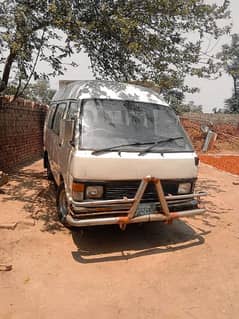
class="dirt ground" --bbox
[181,118,239,153]
[1,159,239,319]
[200,154,239,176]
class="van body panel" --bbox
[53,80,168,106]
[70,151,198,180]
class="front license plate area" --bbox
[135,203,156,217]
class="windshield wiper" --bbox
[92,137,184,155]
[92,142,153,155]
[138,136,184,156]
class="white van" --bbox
[44,80,206,229]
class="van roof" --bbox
[52,80,168,106]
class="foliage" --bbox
[26,80,56,104]
[217,34,239,113]
[187,100,203,113]
[172,100,203,115]
[0,0,230,97]
[224,93,239,113]
[0,0,75,94]
[4,79,55,104]
[217,34,239,85]
[77,0,230,86]
[164,89,187,114]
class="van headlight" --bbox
[72,182,85,201]
[86,186,104,199]
[178,182,191,194]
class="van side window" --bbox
[66,102,78,120]
[52,103,67,135]
[47,104,57,129]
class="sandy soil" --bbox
[200,154,239,175]
[181,118,239,153]
[0,159,239,319]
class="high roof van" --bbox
[44,80,206,229]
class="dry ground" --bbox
[0,159,239,319]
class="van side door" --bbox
[50,102,68,184]
[44,103,57,164]
[58,101,79,187]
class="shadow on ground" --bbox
[1,161,225,257]
[1,167,63,233]
[195,177,232,228]
[71,221,209,264]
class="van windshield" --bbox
[80,99,193,153]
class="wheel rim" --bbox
[59,188,68,219]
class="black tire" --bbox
[46,158,54,181]
[56,183,70,227]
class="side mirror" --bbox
[59,119,74,145]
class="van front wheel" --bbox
[57,183,70,227]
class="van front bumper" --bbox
[67,176,206,228]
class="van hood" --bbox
[70,151,198,180]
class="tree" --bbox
[187,100,203,113]
[0,0,76,94]
[163,88,188,114]
[25,80,56,104]
[0,0,230,97]
[224,93,239,113]
[217,34,239,113]
[3,79,55,104]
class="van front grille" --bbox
[104,180,178,202]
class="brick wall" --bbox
[0,96,47,172]
[181,112,239,127]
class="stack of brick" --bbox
[0,96,48,172]
[181,112,239,127]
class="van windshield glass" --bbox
[80,99,193,153]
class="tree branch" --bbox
[12,76,22,101]
[15,30,46,98]
[0,51,16,93]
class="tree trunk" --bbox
[233,75,238,98]
[0,52,16,93]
